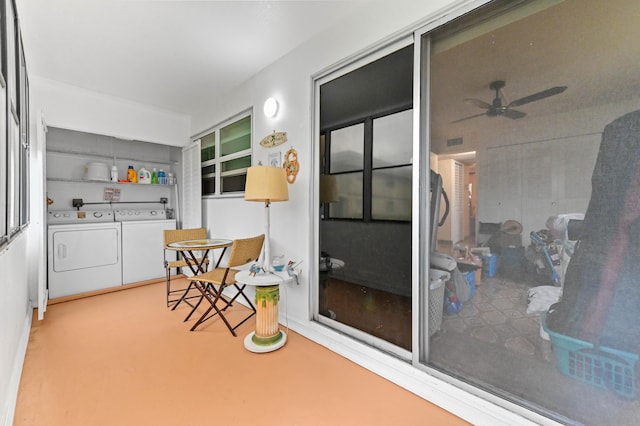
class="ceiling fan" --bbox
[452,80,567,123]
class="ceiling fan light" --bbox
[454,80,566,123]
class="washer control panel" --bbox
[114,209,168,221]
[48,210,115,224]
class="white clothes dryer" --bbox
[47,210,122,298]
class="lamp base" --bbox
[244,330,287,353]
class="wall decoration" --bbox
[103,187,121,201]
[269,151,281,167]
[259,131,287,148]
[283,148,299,184]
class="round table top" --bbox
[235,269,293,286]
[166,238,232,250]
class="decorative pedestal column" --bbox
[251,285,284,347]
[235,270,289,353]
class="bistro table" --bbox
[235,269,293,353]
[166,238,233,318]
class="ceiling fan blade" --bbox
[508,86,567,107]
[502,109,526,119]
[451,112,487,123]
[464,98,492,109]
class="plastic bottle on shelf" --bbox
[127,165,137,183]
[151,168,158,184]
[168,172,174,185]
[138,167,151,184]
[158,169,166,185]
[110,165,118,182]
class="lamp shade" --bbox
[245,166,289,202]
[320,174,338,203]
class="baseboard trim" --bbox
[1,308,32,426]
[48,277,167,305]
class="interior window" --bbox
[0,0,30,246]
[372,109,412,168]
[372,109,413,221]
[329,123,364,173]
[371,166,411,221]
[328,123,364,219]
[198,111,252,196]
[0,81,6,243]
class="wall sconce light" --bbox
[263,97,279,118]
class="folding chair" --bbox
[163,228,210,308]
[187,234,265,335]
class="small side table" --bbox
[235,269,292,353]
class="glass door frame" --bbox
[312,34,414,359]
[310,1,556,423]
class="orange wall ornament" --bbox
[283,148,299,184]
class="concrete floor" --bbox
[15,279,465,426]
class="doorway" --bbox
[434,152,477,249]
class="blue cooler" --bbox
[500,246,524,272]
[481,254,498,277]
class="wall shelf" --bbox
[47,148,177,167]
[46,177,175,186]
[45,128,181,213]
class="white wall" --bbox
[32,77,190,147]
[191,1,537,425]
[0,235,31,426]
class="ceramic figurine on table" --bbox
[249,263,263,277]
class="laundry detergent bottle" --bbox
[138,167,151,184]
[127,165,137,183]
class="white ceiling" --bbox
[17,0,640,135]
[17,0,366,117]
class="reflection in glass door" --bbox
[317,44,414,353]
[422,0,640,424]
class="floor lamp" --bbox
[245,165,289,272]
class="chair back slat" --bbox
[164,227,207,247]
[227,234,265,268]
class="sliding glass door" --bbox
[316,0,640,423]
[422,0,640,424]
[317,41,414,356]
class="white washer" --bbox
[47,210,122,298]
[116,209,177,284]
